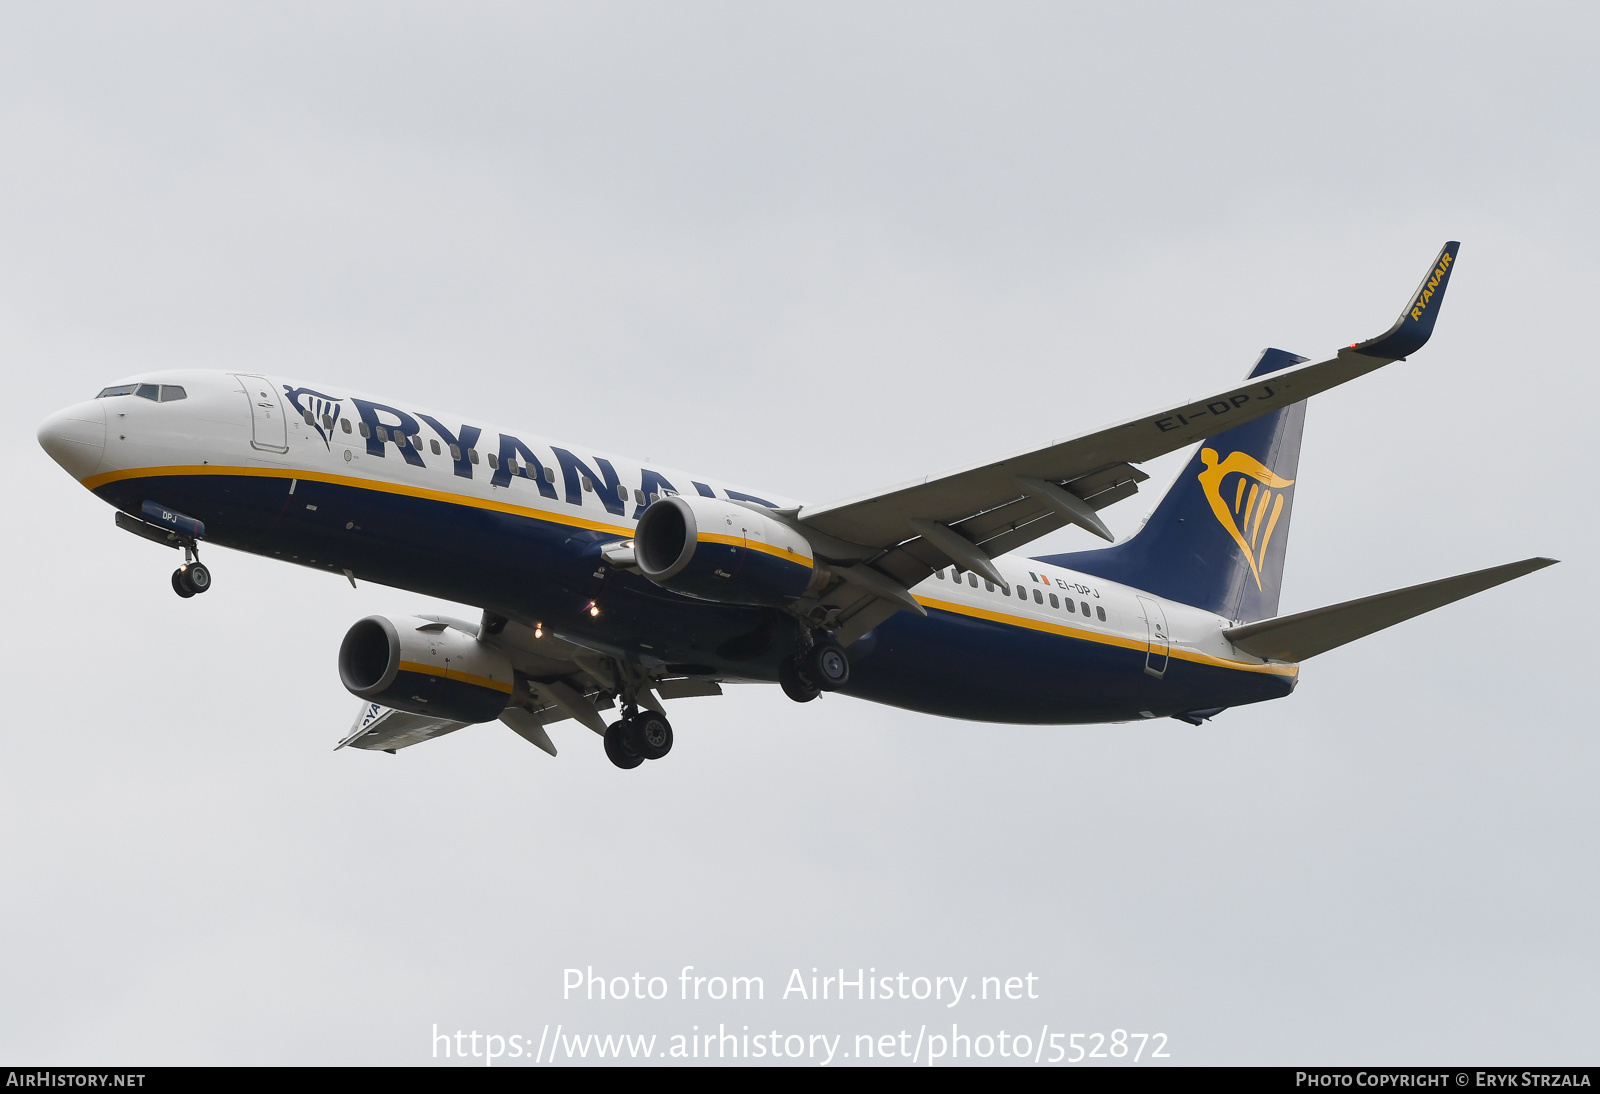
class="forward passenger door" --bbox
[234,374,289,454]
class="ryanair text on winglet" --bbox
[1410,250,1454,321]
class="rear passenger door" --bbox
[1136,595,1170,679]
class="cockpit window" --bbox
[95,383,186,401]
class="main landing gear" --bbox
[603,710,675,770]
[779,640,850,703]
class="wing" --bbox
[336,611,725,755]
[790,243,1461,642]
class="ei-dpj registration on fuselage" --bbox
[36,243,1555,768]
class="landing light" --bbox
[534,622,543,638]
[588,602,600,618]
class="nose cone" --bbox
[38,401,106,480]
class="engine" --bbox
[634,495,820,607]
[338,614,515,723]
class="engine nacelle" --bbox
[338,614,514,724]
[635,495,818,607]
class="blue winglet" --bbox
[1350,241,1459,360]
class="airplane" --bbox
[35,241,1556,768]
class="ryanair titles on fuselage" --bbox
[282,387,778,523]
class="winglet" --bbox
[1350,241,1460,360]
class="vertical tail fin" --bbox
[1036,348,1308,621]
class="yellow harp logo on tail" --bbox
[1197,448,1295,590]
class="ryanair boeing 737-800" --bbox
[35,242,1555,767]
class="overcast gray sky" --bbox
[2,1,1595,1066]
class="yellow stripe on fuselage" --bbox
[912,595,1299,678]
[83,463,637,537]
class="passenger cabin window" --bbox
[487,453,498,469]
[935,569,945,579]
[968,573,977,588]
[617,485,628,503]
[1049,593,1059,608]
[984,580,994,592]
[1065,599,1075,613]
[1096,606,1107,621]
[582,477,594,492]
[1034,589,1043,604]
[359,423,371,438]
[1080,601,1090,616]
[341,419,352,433]
[543,467,555,484]
[468,449,479,464]
[304,411,315,425]
[449,444,461,460]
[430,439,441,455]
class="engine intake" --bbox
[338,614,514,724]
[635,495,818,607]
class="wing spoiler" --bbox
[1224,557,1556,663]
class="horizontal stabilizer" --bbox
[1224,557,1557,662]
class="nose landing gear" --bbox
[172,560,212,597]
[114,508,215,599]
[169,535,212,599]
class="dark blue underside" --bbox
[98,474,1294,725]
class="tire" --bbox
[778,657,820,703]
[627,712,673,760]
[805,643,850,691]
[603,721,644,769]
[185,562,212,593]
[171,569,195,598]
